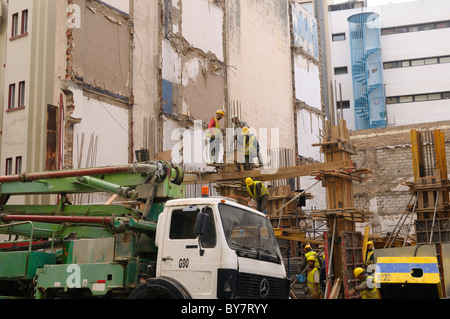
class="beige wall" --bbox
[132,0,161,155]
[0,0,8,158]
[0,0,60,204]
[226,0,296,155]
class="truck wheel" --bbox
[128,277,191,299]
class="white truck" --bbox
[129,195,290,299]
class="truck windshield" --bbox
[218,203,282,264]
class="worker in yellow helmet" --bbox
[306,256,321,299]
[365,241,375,267]
[350,267,381,299]
[242,127,263,170]
[303,244,322,270]
[207,110,225,163]
[245,177,268,214]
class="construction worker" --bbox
[242,127,263,170]
[365,241,375,267]
[206,110,225,163]
[350,267,381,299]
[245,177,268,214]
[232,116,249,130]
[304,244,322,269]
[306,256,321,299]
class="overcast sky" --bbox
[333,0,420,6]
[366,0,419,5]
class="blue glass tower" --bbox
[348,12,387,130]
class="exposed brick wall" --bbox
[349,121,450,234]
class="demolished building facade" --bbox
[0,0,326,207]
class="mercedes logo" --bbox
[259,279,270,298]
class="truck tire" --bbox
[128,277,191,299]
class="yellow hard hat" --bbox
[216,110,225,116]
[245,177,254,186]
[242,127,249,135]
[353,267,365,278]
[367,241,374,246]
[307,256,316,262]
[304,244,312,251]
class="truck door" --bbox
[158,205,220,299]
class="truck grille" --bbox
[234,272,290,299]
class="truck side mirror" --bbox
[194,211,209,236]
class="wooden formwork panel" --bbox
[415,218,450,244]
[338,231,364,299]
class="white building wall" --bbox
[385,63,450,97]
[327,0,450,130]
[293,56,322,110]
[101,0,130,14]
[181,0,224,62]
[292,2,326,210]
[71,87,129,168]
[297,108,323,162]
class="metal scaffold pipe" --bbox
[0,163,159,184]
[0,214,114,225]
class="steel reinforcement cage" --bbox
[348,12,387,130]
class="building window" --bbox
[399,96,413,103]
[336,100,351,109]
[387,91,450,104]
[334,66,348,75]
[11,13,19,38]
[424,58,438,65]
[5,158,13,176]
[15,157,22,175]
[21,10,28,34]
[381,20,450,36]
[414,95,428,102]
[8,84,16,110]
[332,33,346,41]
[411,59,425,66]
[384,55,450,70]
[18,82,26,107]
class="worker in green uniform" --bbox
[242,127,263,170]
[304,244,322,269]
[245,177,268,214]
[365,241,375,267]
[306,256,321,299]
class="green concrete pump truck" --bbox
[0,161,289,299]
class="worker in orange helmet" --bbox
[206,110,225,163]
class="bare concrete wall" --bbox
[351,120,450,234]
[63,0,133,169]
[226,0,296,153]
[132,0,161,156]
[72,0,131,99]
[161,0,225,126]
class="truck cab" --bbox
[130,196,290,299]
